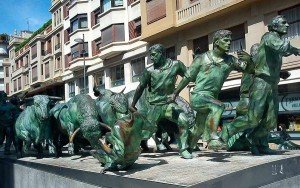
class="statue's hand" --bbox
[167,93,177,104]
[237,51,251,62]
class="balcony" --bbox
[11,67,25,78]
[176,0,246,26]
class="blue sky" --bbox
[0,0,51,35]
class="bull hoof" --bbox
[180,150,193,159]
[157,143,167,151]
[207,139,227,151]
[68,143,75,155]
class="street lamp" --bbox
[74,34,86,94]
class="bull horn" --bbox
[98,139,112,154]
[69,128,81,143]
[119,86,126,94]
[99,122,112,131]
[48,96,62,100]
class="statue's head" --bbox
[34,95,50,119]
[149,44,166,68]
[0,91,7,103]
[268,15,289,35]
[213,30,232,53]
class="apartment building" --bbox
[61,0,147,100]
[140,0,300,129]
[0,34,9,91]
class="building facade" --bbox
[0,34,9,91]
[140,0,300,130]
[60,0,147,100]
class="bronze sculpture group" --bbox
[1,15,300,171]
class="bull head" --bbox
[25,95,51,120]
[110,87,128,114]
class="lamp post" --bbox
[74,34,86,94]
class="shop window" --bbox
[131,57,145,82]
[71,42,88,60]
[94,71,105,89]
[166,46,176,60]
[101,24,125,46]
[279,5,300,39]
[70,14,88,32]
[101,0,123,13]
[110,64,124,87]
[146,0,166,24]
[227,24,246,53]
[193,35,209,56]
[69,81,75,98]
[129,17,141,40]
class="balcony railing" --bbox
[176,0,234,24]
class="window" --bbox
[101,24,125,46]
[55,33,61,50]
[5,67,9,77]
[101,0,123,13]
[280,5,300,39]
[45,62,50,79]
[46,39,52,54]
[129,17,141,40]
[64,28,70,43]
[6,83,9,94]
[193,35,209,56]
[70,14,88,32]
[92,38,102,56]
[25,74,29,85]
[91,8,101,26]
[78,77,89,94]
[110,64,124,87]
[131,57,145,82]
[166,46,176,60]
[55,57,61,70]
[128,0,138,6]
[18,77,21,90]
[146,0,166,24]
[94,71,105,89]
[32,66,38,82]
[63,2,70,19]
[13,80,17,92]
[227,24,245,53]
[41,64,43,76]
[25,55,29,68]
[69,81,75,97]
[65,53,71,68]
[31,44,37,59]
[71,42,89,59]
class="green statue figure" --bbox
[172,30,248,150]
[130,44,194,159]
[0,91,21,155]
[222,15,300,155]
[227,43,290,151]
